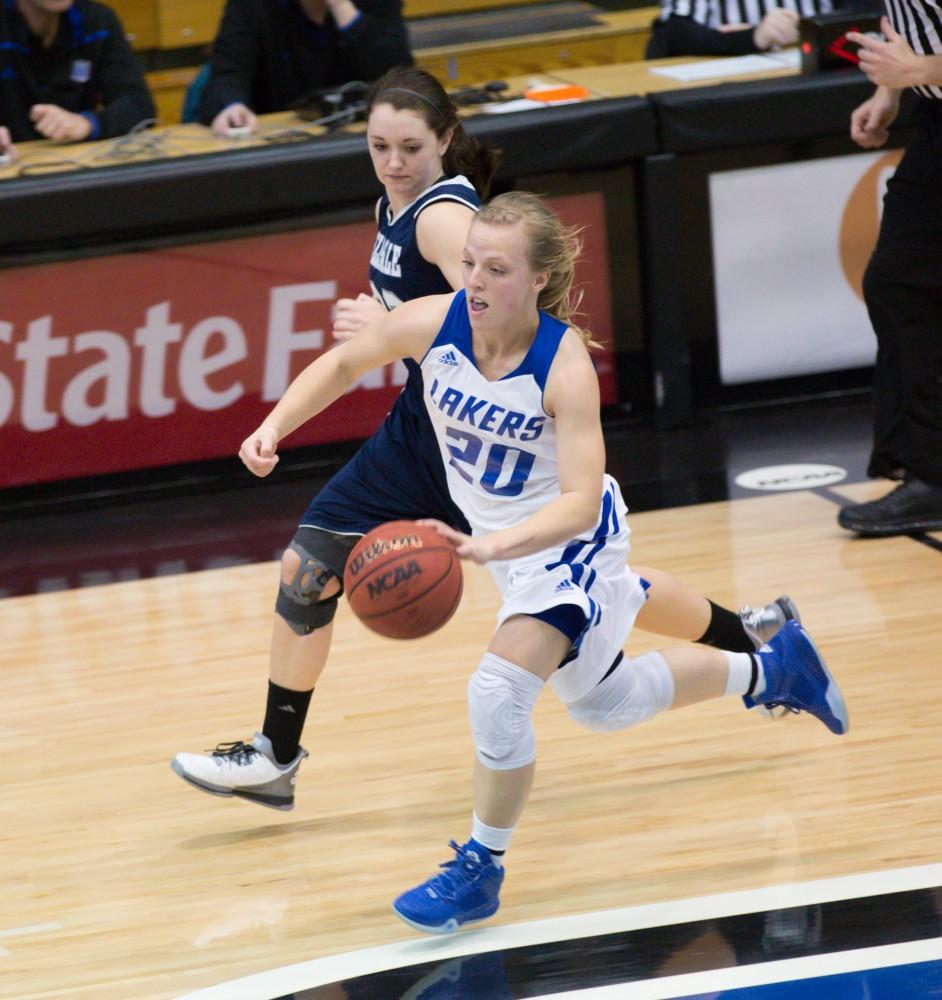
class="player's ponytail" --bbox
[474,192,597,348]
[444,125,500,200]
[366,67,501,199]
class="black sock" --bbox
[696,600,754,653]
[263,681,313,764]
[746,653,760,697]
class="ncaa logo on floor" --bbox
[735,464,847,491]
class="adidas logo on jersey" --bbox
[438,350,460,367]
[554,579,574,592]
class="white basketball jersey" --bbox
[420,290,573,535]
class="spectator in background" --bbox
[646,0,826,58]
[0,0,155,158]
[198,0,412,137]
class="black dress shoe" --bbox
[838,478,942,536]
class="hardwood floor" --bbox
[4,484,940,999]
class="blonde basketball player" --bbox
[237,192,849,932]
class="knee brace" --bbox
[567,651,675,733]
[468,653,544,771]
[275,526,357,636]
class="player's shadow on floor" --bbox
[175,801,451,849]
[177,817,349,849]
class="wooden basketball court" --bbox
[4,480,941,999]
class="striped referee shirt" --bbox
[659,0,833,30]
[885,0,942,98]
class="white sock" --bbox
[752,652,767,697]
[471,812,514,867]
[724,651,762,697]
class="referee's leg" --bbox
[839,107,942,533]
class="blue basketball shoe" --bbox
[744,620,849,735]
[393,839,504,934]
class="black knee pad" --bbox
[275,527,359,635]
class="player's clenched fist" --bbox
[332,293,386,341]
[239,423,281,477]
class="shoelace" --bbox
[207,740,258,762]
[763,702,801,716]
[426,840,488,900]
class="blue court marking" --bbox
[678,957,942,1000]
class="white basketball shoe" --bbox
[171,733,307,810]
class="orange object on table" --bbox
[522,84,590,102]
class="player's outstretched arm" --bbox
[239,294,451,477]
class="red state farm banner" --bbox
[0,192,616,487]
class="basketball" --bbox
[343,520,463,639]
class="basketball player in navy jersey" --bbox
[174,68,802,811]
[233,192,848,932]
[172,67,498,805]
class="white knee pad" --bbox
[468,653,544,770]
[567,651,675,733]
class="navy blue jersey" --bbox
[301,176,480,538]
[368,175,479,310]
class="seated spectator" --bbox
[0,0,156,158]
[646,0,828,58]
[198,0,412,137]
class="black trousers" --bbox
[862,98,942,487]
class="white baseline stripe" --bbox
[547,937,942,998]
[175,862,942,1000]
